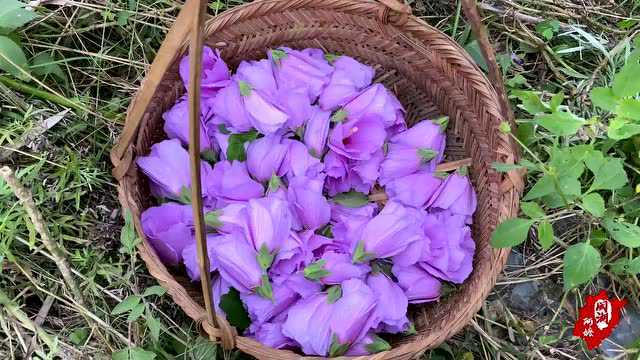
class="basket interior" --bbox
[126,3,515,357]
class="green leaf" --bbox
[0,35,29,80]
[119,210,140,254]
[142,285,166,298]
[563,243,601,290]
[535,110,585,136]
[226,131,258,161]
[219,288,250,333]
[257,243,274,271]
[201,149,216,163]
[584,153,628,191]
[365,335,392,354]
[417,148,438,162]
[612,57,640,97]
[506,74,527,88]
[537,220,554,250]
[490,218,534,248]
[523,175,555,200]
[492,162,525,173]
[590,87,618,112]
[116,10,131,26]
[327,285,342,304]
[616,98,640,121]
[329,334,350,357]
[69,328,89,346]
[610,258,630,274]
[204,210,223,228]
[333,191,369,208]
[602,218,640,248]
[189,337,217,359]
[464,40,488,71]
[520,201,545,219]
[112,295,141,315]
[549,92,564,112]
[498,121,512,134]
[146,313,161,343]
[303,259,330,280]
[589,229,608,248]
[581,193,605,217]
[535,19,560,41]
[352,240,374,263]
[608,116,640,140]
[112,347,156,360]
[127,303,146,322]
[238,80,252,96]
[0,0,38,34]
[629,257,640,274]
[512,90,548,115]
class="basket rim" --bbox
[114,1,523,358]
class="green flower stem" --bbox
[0,75,85,112]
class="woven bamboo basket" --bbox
[110,0,524,358]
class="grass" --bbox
[0,0,639,359]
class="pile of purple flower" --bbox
[137,47,477,356]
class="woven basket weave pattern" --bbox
[115,1,522,358]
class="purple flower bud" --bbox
[211,231,263,294]
[211,80,254,132]
[304,106,331,157]
[392,264,441,304]
[136,139,213,201]
[244,195,292,253]
[241,277,298,325]
[287,176,331,231]
[306,251,370,285]
[428,172,477,217]
[367,273,409,333]
[207,160,264,202]
[162,97,214,153]
[356,201,423,261]
[179,46,231,98]
[253,322,295,349]
[345,333,391,355]
[343,83,405,129]
[385,171,443,208]
[271,47,333,101]
[328,115,386,160]
[246,134,288,182]
[282,293,334,355]
[420,212,475,284]
[328,279,378,349]
[281,139,324,180]
[319,55,375,110]
[181,234,220,281]
[141,202,194,266]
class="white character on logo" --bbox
[594,299,612,330]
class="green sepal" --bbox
[403,322,417,335]
[257,244,275,271]
[370,260,393,276]
[365,335,391,354]
[417,148,438,163]
[434,171,449,179]
[331,109,348,123]
[324,53,340,63]
[352,241,374,264]
[457,165,469,176]
[255,274,273,300]
[201,149,217,163]
[432,116,449,132]
[204,210,223,228]
[328,334,349,357]
[326,285,342,304]
[177,186,191,204]
[217,123,231,134]
[271,49,287,62]
[238,80,252,96]
[320,224,333,238]
[267,174,282,193]
[303,259,330,281]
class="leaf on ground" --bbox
[490,218,534,248]
[111,295,141,315]
[31,52,66,82]
[590,87,618,112]
[612,56,640,97]
[563,243,601,290]
[142,285,166,298]
[520,201,545,219]
[69,328,89,346]
[0,0,38,34]
[463,40,487,71]
[145,312,161,343]
[127,302,146,322]
[219,288,250,333]
[603,218,640,248]
[512,90,548,115]
[616,98,640,121]
[112,347,156,360]
[0,35,29,80]
[535,110,585,136]
[581,193,606,217]
[524,175,555,200]
[584,152,627,191]
[537,220,554,250]
[333,191,369,208]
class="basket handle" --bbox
[185,0,237,350]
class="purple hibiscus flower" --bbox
[343,83,405,130]
[287,175,331,231]
[246,134,288,182]
[319,55,375,110]
[207,160,264,203]
[392,264,441,304]
[385,170,443,208]
[141,202,194,266]
[179,46,231,98]
[328,115,386,161]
